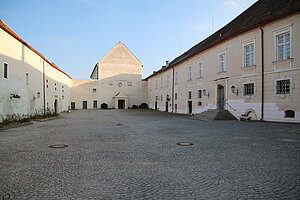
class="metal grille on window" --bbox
[276,79,290,94]
[244,83,254,96]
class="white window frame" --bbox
[3,62,9,79]
[166,75,169,87]
[275,78,292,95]
[242,39,255,67]
[218,51,226,72]
[160,76,163,88]
[175,71,178,84]
[187,66,192,81]
[197,60,203,78]
[243,82,255,96]
[273,25,292,62]
[155,79,158,89]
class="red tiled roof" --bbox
[0,19,72,79]
[145,0,300,80]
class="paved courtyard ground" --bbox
[0,109,299,200]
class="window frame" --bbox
[273,26,292,62]
[198,90,202,98]
[242,40,255,67]
[3,62,8,79]
[197,60,203,78]
[187,66,192,81]
[275,78,291,95]
[243,82,255,96]
[218,52,226,72]
[188,91,192,99]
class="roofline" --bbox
[145,9,300,80]
[0,20,72,79]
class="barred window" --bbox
[276,79,290,94]
[243,83,254,96]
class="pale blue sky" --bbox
[0,0,257,78]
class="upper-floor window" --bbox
[198,61,203,78]
[276,31,291,61]
[175,93,177,100]
[92,88,96,93]
[276,79,290,94]
[166,75,169,87]
[187,66,192,81]
[244,43,255,67]
[219,53,226,72]
[188,91,192,99]
[3,62,8,79]
[160,76,163,88]
[26,73,29,85]
[175,71,178,84]
[243,83,254,96]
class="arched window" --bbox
[285,110,295,118]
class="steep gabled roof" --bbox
[145,0,300,80]
[0,19,72,79]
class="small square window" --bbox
[276,79,290,94]
[243,83,254,96]
[93,88,97,93]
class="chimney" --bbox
[166,61,169,67]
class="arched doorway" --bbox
[217,85,225,110]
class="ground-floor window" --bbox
[276,79,290,94]
[243,83,254,96]
[285,110,295,118]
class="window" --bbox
[26,73,29,85]
[175,93,177,100]
[276,79,290,94]
[198,62,203,78]
[161,95,163,101]
[92,88,96,93]
[161,76,163,88]
[244,43,255,67]
[155,79,158,89]
[276,32,290,61]
[3,62,8,79]
[187,66,192,80]
[243,83,254,96]
[198,90,202,98]
[175,104,177,113]
[166,75,169,87]
[219,53,226,72]
[93,100,97,108]
[285,110,295,118]
[175,71,178,84]
[188,91,192,99]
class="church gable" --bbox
[99,42,141,65]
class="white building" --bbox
[146,0,300,123]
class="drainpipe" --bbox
[43,61,46,115]
[172,67,175,112]
[260,27,264,120]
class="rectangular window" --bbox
[166,75,169,87]
[26,73,29,85]
[198,90,202,98]
[198,62,203,78]
[155,79,158,89]
[219,53,226,72]
[188,91,192,99]
[243,83,254,96]
[175,93,177,100]
[276,79,290,94]
[4,63,8,79]
[175,71,178,84]
[276,32,290,61]
[187,66,192,80]
[161,76,163,88]
[244,43,255,67]
[161,95,163,101]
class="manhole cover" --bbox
[176,142,194,146]
[49,144,68,148]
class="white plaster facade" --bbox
[0,20,71,122]
[70,42,147,109]
[146,12,300,123]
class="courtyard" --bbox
[0,109,299,199]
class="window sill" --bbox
[272,57,294,64]
[273,58,294,70]
[217,71,227,74]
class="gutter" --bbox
[260,27,264,121]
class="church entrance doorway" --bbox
[118,100,125,109]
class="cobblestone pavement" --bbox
[0,109,300,200]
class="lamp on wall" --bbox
[231,85,238,95]
[37,92,40,99]
[203,89,209,97]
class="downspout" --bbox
[260,27,264,120]
[43,61,46,115]
[172,67,175,112]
